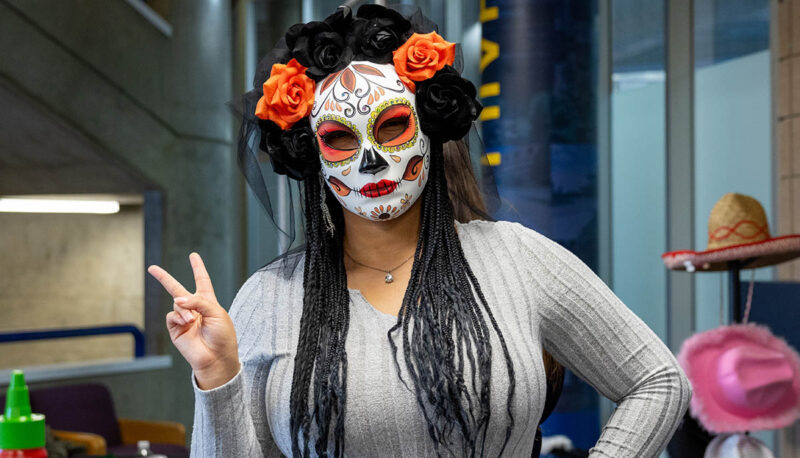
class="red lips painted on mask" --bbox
[359,179,398,198]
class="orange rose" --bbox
[255,58,316,130]
[392,32,456,92]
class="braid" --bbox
[389,142,516,457]
[289,141,516,457]
[290,175,350,457]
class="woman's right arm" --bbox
[148,254,282,457]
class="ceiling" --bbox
[0,79,148,195]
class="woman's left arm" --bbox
[509,222,692,457]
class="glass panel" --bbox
[693,0,772,333]
[610,0,666,339]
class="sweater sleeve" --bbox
[508,222,692,457]
[189,270,284,457]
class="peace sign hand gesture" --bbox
[147,253,240,390]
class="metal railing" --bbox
[0,325,146,357]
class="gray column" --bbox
[665,0,695,351]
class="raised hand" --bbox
[147,253,240,390]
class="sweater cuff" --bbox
[191,364,244,397]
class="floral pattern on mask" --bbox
[370,204,400,220]
[311,63,406,119]
[400,193,413,210]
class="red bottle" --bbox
[0,371,47,457]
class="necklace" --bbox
[344,249,415,284]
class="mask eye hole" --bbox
[376,116,408,143]
[322,130,359,150]
[373,104,416,148]
[317,120,360,164]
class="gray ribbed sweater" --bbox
[190,220,691,457]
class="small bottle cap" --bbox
[0,370,46,450]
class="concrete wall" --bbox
[0,207,144,367]
[0,0,241,441]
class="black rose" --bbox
[323,6,353,36]
[285,21,354,81]
[259,118,320,180]
[416,66,483,142]
[351,5,412,64]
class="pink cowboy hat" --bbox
[677,324,800,433]
[662,193,800,271]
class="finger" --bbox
[173,302,196,323]
[189,253,216,297]
[166,310,186,327]
[174,294,219,317]
[148,265,191,298]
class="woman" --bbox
[148,5,691,457]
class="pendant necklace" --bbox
[344,249,415,284]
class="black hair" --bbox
[290,140,516,457]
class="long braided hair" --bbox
[290,139,517,457]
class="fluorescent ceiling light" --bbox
[0,198,120,214]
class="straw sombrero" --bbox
[662,193,800,271]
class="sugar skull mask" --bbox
[309,61,430,221]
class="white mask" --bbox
[309,61,431,221]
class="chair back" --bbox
[0,383,123,446]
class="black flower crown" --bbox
[255,4,482,181]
